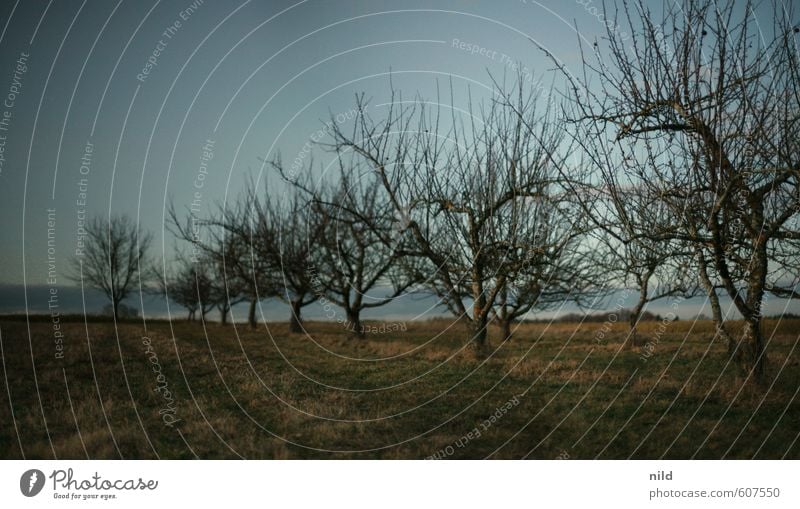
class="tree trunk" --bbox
[471,314,490,357]
[470,270,490,357]
[289,299,303,333]
[696,249,735,355]
[113,299,121,321]
[248,297,257,329]
[500,317,512,342]
[346,309,364,338]
[741,231,768,382]
[706,291,736,355]
[219,305,229,325]
[710,297,737,359]
[707,301,736,359]
[737,209,768,381]
[741,317,766,381]
[627,289,647,349]
[496,288,513,341]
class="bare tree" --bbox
[160,267,200,321]
[219,180,325,333]
[592,187,696,347]
[491,192,597,341]
[168,200,267,329]
[153,252,215,321]
[281,158,419,338]
[203,234,248,325]
[330,78,577,356]
[69,215,152,321]
[553,0,800,379]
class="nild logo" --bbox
[20,469,45,497]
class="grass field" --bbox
[1,317,798,459]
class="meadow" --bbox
[1,317,798,459]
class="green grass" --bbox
[0,317,798,459]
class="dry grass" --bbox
[0,316,798,459]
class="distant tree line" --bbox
[534,310,678,325]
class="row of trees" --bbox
[155,74,605,351]
[68,0,798,384]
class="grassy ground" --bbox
[0,316,798,459]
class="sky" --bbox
[0,0,597,286]
[0,0,795,319]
